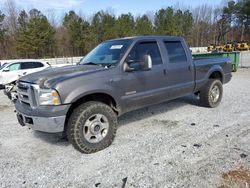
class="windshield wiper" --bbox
[81,61,99,66]
[81,61,116,68]
[104,63,116,68]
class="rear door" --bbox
[161,40,195,99]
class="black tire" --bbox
[66,101,117,153]
[200,79,223,108]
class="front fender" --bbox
[61,84,120,107]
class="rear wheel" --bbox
[66,101,117,153]
[200,79,223,108]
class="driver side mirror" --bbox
[142,54,152,71]
[124,54,152,72]
[3,67,10,72]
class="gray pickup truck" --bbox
[15,36,232,153]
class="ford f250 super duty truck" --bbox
[15,36,232,153]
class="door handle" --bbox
[163,69,167,75]
[188,66,192,71]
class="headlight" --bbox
[38,89,61,105]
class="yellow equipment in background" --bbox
[207,42,249,52]
[207,45,215,52]
[215,45,224,52]
[223,43,234,52]
[235,42,249,51]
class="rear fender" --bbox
[195,65,224,92]
[205,65,224,83]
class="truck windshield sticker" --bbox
[110,45,123,49]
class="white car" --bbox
[0,59,50,86]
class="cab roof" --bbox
[106,35,184,42]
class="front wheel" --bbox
[200,79,223,108]
[67,101,118,153]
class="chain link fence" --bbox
[42,56,83,65]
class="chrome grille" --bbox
[17,82,38,108]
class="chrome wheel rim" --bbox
[210,85,220,103]
[83,114,109,143]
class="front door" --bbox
[120,40,168,112]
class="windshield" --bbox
[0,63,9,70]
[80,39,132,66]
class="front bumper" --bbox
[15,100,70,133]
[16,110,66,133]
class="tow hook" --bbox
[0,84,5,90]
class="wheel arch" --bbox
[208,71,223,82]
[206,66,224,83]
[64,92,120,132]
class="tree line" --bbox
[0,0,249,59]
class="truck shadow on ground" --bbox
[33,131,70,146]
[118,94,199,127]
[32,94,200,146]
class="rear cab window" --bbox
[164,41,187,64]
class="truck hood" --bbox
[19,65,107,88]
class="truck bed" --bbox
[192,52,240,72]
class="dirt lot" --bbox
[0,69,250,188]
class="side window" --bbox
[21,62,36,69]
[9,63,21,71]
[128,41,162,66]
[164,41,187,63]
[34,62,44,68]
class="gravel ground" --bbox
[0,69,250,188]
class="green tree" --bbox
[91,11,117,45]
[173,10,183,36]
[63,11,90,56]
[135,14,153,35]
[0,11,7,59]
[0,11,5,41]
[16,9,55,58]
[234,0,250,41]
[182,10,193,43]
[17,10,28,31]
[115,13,135,37]
[154,7,176,35]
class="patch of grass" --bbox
[218,166,250,188]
